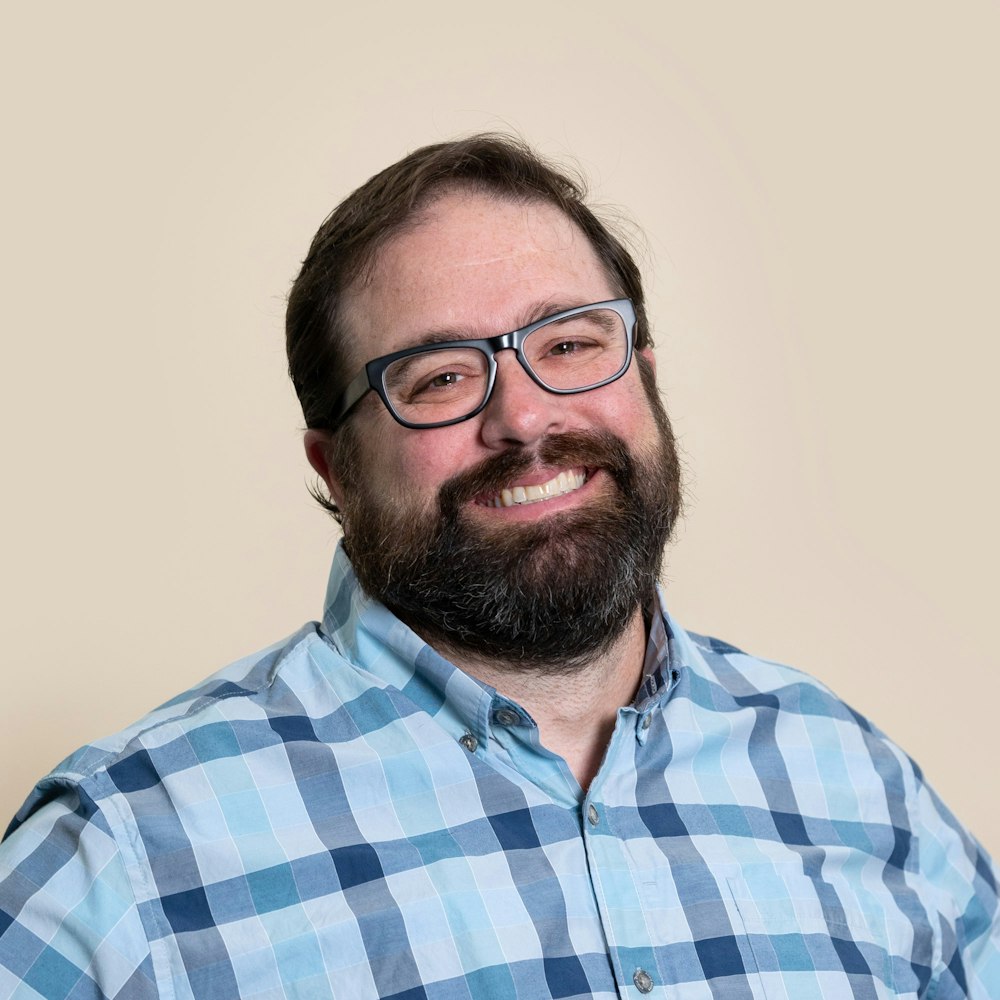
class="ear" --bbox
[304,429,347,510]
[638,346,656,372]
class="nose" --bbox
[478,349,567,450]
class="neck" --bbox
[431,607,649,792]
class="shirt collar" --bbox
[634,587,680,710]
[321,542,493,743]
[320,542,684,743]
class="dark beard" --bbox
[342,421,681,672]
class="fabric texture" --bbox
[1,543,998,999]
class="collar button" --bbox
[633,969,654,993]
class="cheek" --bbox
[602,385,663,457]
[580,376,655,435]
[405,429,478,487]
[371,425,479,509]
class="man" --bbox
[1,136,997,999]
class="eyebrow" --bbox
[394,300,587,352]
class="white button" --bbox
[587,804,599,826]
[633,968,654,993]
[458,733,478,752]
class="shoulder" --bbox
[6,621,343,836]
[680,625,886,736]
[671,622,927,834]
[685,625,835,693]
[676,622,999,937]
[0,620,390,995]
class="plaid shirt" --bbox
[2,544,998,999]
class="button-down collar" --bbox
[321,542,682,756]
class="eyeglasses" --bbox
[327,298,636,430]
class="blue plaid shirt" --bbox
[2,544,998,998]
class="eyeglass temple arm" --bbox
[329,366,376,429]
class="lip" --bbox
[470,466,602,519]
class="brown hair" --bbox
[285,133,652,435]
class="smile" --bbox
[483,469,587,508]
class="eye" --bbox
[384,347,487,410]
[548,340,584,356]
[406,366,482,403]
[411,369,467,397]
[540,337,601,360]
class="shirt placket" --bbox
[583,707,668,997]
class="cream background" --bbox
[2,3,997,853]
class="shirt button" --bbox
[494,708,519,727]
[633,968,654,993]
[458,733,478,752]
[641,714,652,730]
[587,804,599,826]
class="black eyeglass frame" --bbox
[326,298,637,431]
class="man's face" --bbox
[312,189,681,668]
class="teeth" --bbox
[491,471,586,508]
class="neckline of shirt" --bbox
[320,542,684,749]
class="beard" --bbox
[340,385,682,672]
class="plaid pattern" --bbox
[2,544,998,999]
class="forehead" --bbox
[342,191,617,366]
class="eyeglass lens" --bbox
[381,307,628,426]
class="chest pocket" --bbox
[725,865,904,998]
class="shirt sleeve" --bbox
[0,782,157,999]
[915,774,1000,998]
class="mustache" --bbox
[437,430,634,513]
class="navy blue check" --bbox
[1,543,998,998]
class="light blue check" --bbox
[1,542,997,998]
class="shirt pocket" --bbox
[725,865,902,998]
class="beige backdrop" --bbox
[2,3,997,854]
